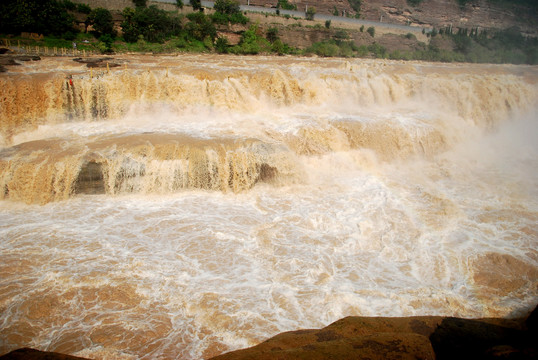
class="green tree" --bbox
[185,12,216,41]
[176,0,184,9]
[325,20,331,29]
[212,0,248,24]
[306,41,340,57]
[214,0,241,14]
[121,6,182,43]
[98,33,114,53]
[121,7,138,42]
[232,25,271,54]
[367,26,375,37]
[277,0,296,10]
[266,27,279,43]
[228,12,248,24]
[88,7,115,37]
[190,0,202,11]
[0,0,76,36]
[62,0,76,11]
[272,39,286,55]
[133,0,147,8]
[453,33,472,53]
[334,29,348,40]
[215,36,229,53]
[368,42,386,57]
[76,3,91,14]
[305,6,316,20]
[347,0,361,16]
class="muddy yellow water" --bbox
[0,55,537,359]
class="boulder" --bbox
[0,348,88,360]
[210,307,538,360]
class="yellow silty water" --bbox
[0,55,537,359]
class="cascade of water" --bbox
[0,56,536,359]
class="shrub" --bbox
[62,31,76,40]
[347,0,361,15]
[453,33,472,53]
[338,41,355,57]
[121,5,182,43]
[266,27,279,43]
[237,26,260,54]
[307,42,340,57]
[357,45,368,56]
[76,3,91,14]
[366,26,375,37]
[190,0,202,11]
[211,12,229,24]
[133,0,147,7]
[215,36,229,53]
[334,29,349,40]
[186,12,216,41]
[367,42,386,57]
[305,6,316,20]
[62,0,76,11]
[0,0,77,37]
[325,20,331,29]
[214,0,241,14]
[229,12,249,24]
[169,36,188,49]
[272,39,286,55]
[88,7,115,38]
[231,25,271,54]
[98,33,114,53]
[278,0,296,10]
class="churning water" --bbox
[0,55,537,359]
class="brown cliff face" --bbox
[360,0,537,35]
[242,0,537,35]
[71,0,537,35]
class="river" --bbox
[0,55,537,359]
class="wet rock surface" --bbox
[210,306,538,360]
[0,348,89,360]
[74,161,105,195]
[0,308,536,359]
[72,57,121,68]
[0,54,41,71]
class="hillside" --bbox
[234,0,537,35]
[74,0,537,36]
[1,0,536,64]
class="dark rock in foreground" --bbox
[0,348,89,360]
[1,306,536,360]
[210,305,538,360]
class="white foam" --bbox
[1,58,537,359]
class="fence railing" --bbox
[2,39,98,57]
